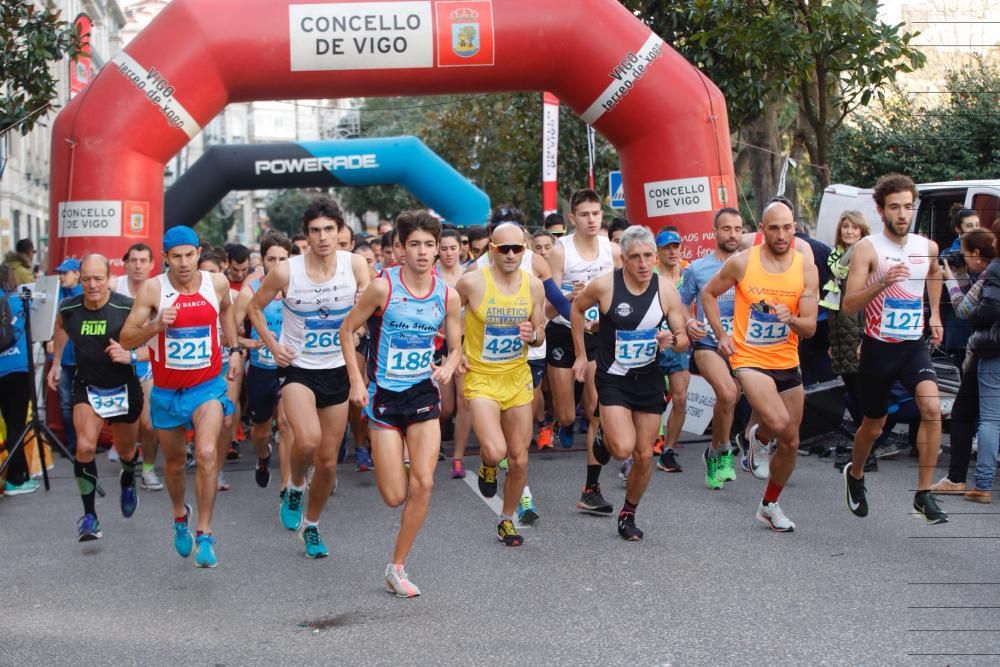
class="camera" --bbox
[939,251,965,270]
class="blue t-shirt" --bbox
[0,291,29,377]
[678,253,735,349]
[59,284,83,366]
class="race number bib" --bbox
[704,315,733,340]
[387,333,434,379]
[255,344,277,369]
[86,384,129,419]
[483,325,524,362]
[615,328,658,368]
[879,298,923,340]
[303,317,342,356]
[744,309,789,346]
[165,326,212,370]
[562,282,598,322]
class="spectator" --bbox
[932,227,996,496]
[953,223,1000,503]
[940,207,982,368]
[4,238,35,286]
[0,264,37,495]
[822,211,872,470]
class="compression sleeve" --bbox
[543,278,572,320]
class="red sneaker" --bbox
[653,436,665,456]
[537,423,554,449]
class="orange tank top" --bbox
[731,245,804,370]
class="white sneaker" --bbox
[384,563,421,598]
[618,459,633,486]
[747,424,771,481]
[107,448,120,463]
[141,469,164,491]
[756,501,795,532]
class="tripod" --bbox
[0,289,104,496]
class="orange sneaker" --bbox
[537,423,554,449]
[653,436,665,456]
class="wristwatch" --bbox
[130,350,138,365]
[230,345,247,356]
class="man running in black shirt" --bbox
[48,254,147,541]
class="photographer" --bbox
[940,207,981,369]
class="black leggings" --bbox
[948,361,979,484]
[1,372,31,486]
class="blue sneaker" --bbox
[120,475,139,518]
[516,494,540,525]
[355,447,373,472]
[77,513,102,542]
[558,425,575,448]
[4,479,40,495]
[173,503,194,558]
[194,533,218,568]
[280,487,304,531]
[301,525,329,559]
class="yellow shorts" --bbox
[463,366,534,411]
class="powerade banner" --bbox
[164,136,490,228]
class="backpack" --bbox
[0,292,16,353]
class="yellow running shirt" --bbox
[464,267,532,376]
[731,245,804,371]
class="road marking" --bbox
[459,466,527,529]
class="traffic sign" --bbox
[609,170,625,209]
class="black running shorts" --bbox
[545,322,597,369]
[368,379,441,434]
[71,374,143,424]
[246,365,280,424]
[277,365,349,409]
[596,370,667,415]
[734,367,803,393]
[858,335,938,419]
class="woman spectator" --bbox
[941,207,982,368]
[0,264,37,495]
[958,222,1000,502]
[821,211,874,470]
[931,227,996,495]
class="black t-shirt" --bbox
[597,269,665,377]
[60,292,136,387]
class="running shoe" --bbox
[657,449,682,473]
[227,441,240,460]
[185,445,196,470]
[576,484,613,515]
[929,476,966,495]
[742,425,771,480]
[617,512,643,541]
[619,458,633,486]
[478,464,499,498]
[558,424,575,448]
[194,533,217,568]
[354,446,373,473]
[756,501,795,532]
[119,473,139,518]
[217,471,231,492]
[77,513,102,542]
[451,458,466,479]
[653,436,664,456]
[843,462,868,518]
[718,449,737,482]
[107,448,120,463]
[703,449,723,490]
[592,425,610,465]
[301,525,329,558]
[280,487,305,531]
[141,469,164,491]
[537,422,554,449]
[173,503,193,558]
[3,479,39,496]
[517,494,540,525]
[256,444,272,488]
[913,491,949,524]
[874,441,901,460]
[497,519,524,546]
[385,563,421,598]
[499,457,509,471]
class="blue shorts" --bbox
[659,348,691,375]
[150,375,234,431]
[528,359,546,389]
[135,361,153,383]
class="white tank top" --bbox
[280,252,357,369]
[863,233,930,343]
[553,234,613,327]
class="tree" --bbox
[194,206,232,247]
[0,3,81,138]
[265,189,320,237]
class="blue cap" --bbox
[55,258,81,273]
[655,229,682,247]
[163,226,200,252]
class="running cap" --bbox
[163,226,200,252]
[655,229,682,247]
[55,258,81,273]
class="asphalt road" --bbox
[1,431,995,666]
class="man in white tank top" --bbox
[249,196,371,558]
[546,189,622,516]
[841,173,947,525]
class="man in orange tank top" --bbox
[702,202,819,532]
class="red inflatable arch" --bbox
[49,0,735,270]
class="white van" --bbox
[816,180,1000,249]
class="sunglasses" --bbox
[491,243,526,255]
[461,239,469,245]
[549,231,565,238]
